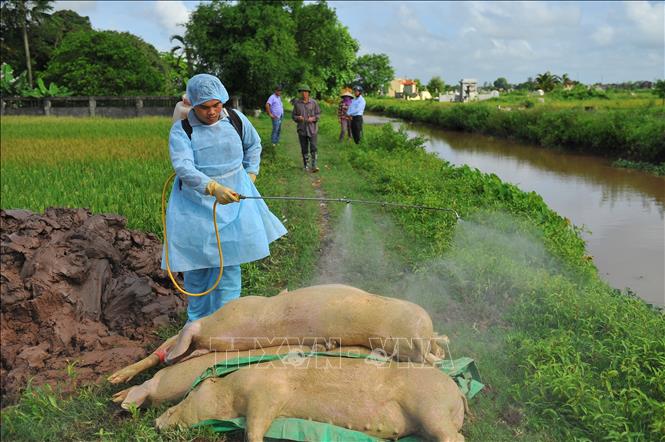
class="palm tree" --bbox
[170,34,194,78]
[535,71,561,92]
[11,0,53,87]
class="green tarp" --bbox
[190,352,484,442]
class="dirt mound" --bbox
[1,208,185,404]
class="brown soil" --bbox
[1,208,186,405]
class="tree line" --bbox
[1,0,397,105]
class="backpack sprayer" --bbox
[162,171,461,297]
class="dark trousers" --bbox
[298,134,317,156]
[351,115,363,144]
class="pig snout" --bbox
[155,405,182,430]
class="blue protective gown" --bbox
[161,74,287,321]
[161,108,287,273]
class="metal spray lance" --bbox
[238,195,461,221]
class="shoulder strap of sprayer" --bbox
[178,109,244,190]
[180,109,243,140]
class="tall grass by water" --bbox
[366,97,665,165]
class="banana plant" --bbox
[2,64,71,97]
[22,77,72,97]
[1,63,29,96]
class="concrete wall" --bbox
[1,96,181,118]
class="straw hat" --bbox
[340,88,353,97]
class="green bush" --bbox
[366,98,665,164]
[44,30,168,96]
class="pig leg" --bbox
[108,335,178,384]
[244,393,281,442]
[166,321,201,364]
[245,386,291,442]
[155,403,183,430]
[426,352,443,365]
[420,413,465,442]
[111,388,130,404]
[116,378,156,409]
[155,378,236,430]
[175,348,211,363]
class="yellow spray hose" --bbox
[162,173,223,296]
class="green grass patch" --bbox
[1,113,663,441]
[612,158,665,176]
[313,118,664,441]
[366,97,665,165]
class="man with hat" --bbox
[291,84,321,172]
[338,88,353,141]
[346,85,366,144]
[265,84,284,147]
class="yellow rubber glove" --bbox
[206,180,240,204]
[248,172,257,183]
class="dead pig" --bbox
[155,357,467,442]
[166,284,447,365]
[111,345,372,409]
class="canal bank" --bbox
[365,98,665,167]
[364,112,664,307]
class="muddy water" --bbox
[364,113,664,306]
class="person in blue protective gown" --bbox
[161,74,287,322]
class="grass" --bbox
[365,93,665,166]
[313,118,664,441]
[1,112,664,441]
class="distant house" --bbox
[457,79,478,102]
[387,78,419,98]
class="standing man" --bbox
[291,84,321,172]
[337,88,353,142]
[347,85,366,144]
[163,74,287,322]
[265,85,283,147]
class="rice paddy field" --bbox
[1,113,663,441]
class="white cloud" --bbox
[623,1,665,46]
[397,4,421,31]
[463,1,581,39]
[591,25,615,45]
[150,1,190,35]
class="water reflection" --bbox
[365,113,665,306]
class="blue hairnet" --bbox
[186,74,229,106]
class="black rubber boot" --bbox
[310,153,319,173]
[302,154,309,171]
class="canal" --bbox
[365,113,665,306]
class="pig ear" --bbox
[165,322,196,364]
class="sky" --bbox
[53,0,665,85]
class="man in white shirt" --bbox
[346,85,366,144]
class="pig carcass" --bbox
[166,284,447,365]
[155,357,467,442]
[112,345,371,409]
